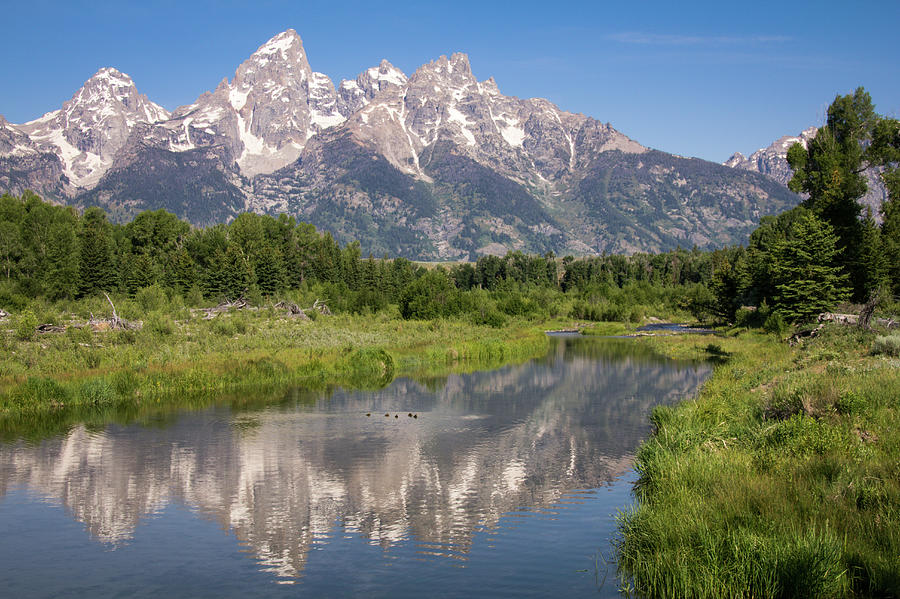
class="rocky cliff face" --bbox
[0,115,68,198]
[725,127,889,218]
[1,29,802,258]
[146,29,346,178]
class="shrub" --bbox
[185,285,204,307]
[473,307,506,328]
[835,390,866,416]
[15,309,38,341]
[0,283,28,312]
[211,318,235,336]
[13,377,69,406]
[65,325,93,346]
[764,311,788,336]
[146,312,175,337]
[337,348,395,389]
[135,284,168,312]
[872,334,900,357]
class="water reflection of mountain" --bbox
[0,337,709,581]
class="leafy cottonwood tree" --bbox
[787,87,894,301]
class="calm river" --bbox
[0,336,709,598]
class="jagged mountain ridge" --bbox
[1,29,800,258]
[725,127,889,218]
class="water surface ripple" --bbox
[0,336,710,598]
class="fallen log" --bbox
[818,312,858,325]
[36,324,66,334]
[193,296,249,319]
[818,312,898,330]
[788,323,825,346]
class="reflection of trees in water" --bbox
[0,338,709,580]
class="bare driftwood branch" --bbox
[0,308,8,320]
[88,293,142,331]
[858,293,879,330]
[192,296,249,319]
[274,300,310,319]
[312,299,331,316]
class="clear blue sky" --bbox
[3,0,898,163]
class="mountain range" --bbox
[1,29,803,259]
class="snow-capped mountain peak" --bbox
[14,67,169,188]
[337,59,408,117]
[152,29,348,177]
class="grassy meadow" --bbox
[618,325,900,598]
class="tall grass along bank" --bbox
[617,326,900,598]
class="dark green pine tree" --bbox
[77,207,118,297]
[253,243,286,296]
[203,249,229,299]
[0,220,20,280]
[770,211,851,323]
[222,244,253,299]
[856,207,886,297]
[882,169,900,296]
[43,218,79,300]
[166,247,198,295]
[786,87,898,302]
[122,253,156,295]
[872,117,900,296]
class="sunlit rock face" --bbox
[15,68,169,189]
[0,29,799,258]
[0,338,709,582]
[148,29,346,178]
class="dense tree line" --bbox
[1,90,896,327]
[0,190,725,323]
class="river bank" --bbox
[0,308,563,438]
[618,325,900,597]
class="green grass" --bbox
[617,326,900,598]
[0,305,560,439]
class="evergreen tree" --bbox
[881,170,900,297]
[786,87,897,301]
[203,249,228,299]
[856,207,886,296]
[122,253,156,295]
[77,207,118,297]
[167,247,198,295]
[872,116,900,297]
[43,218,79,300]
[253,243,286,295]
[0,221,20,280]
[222,244,253,299]
[770,211,850,322]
